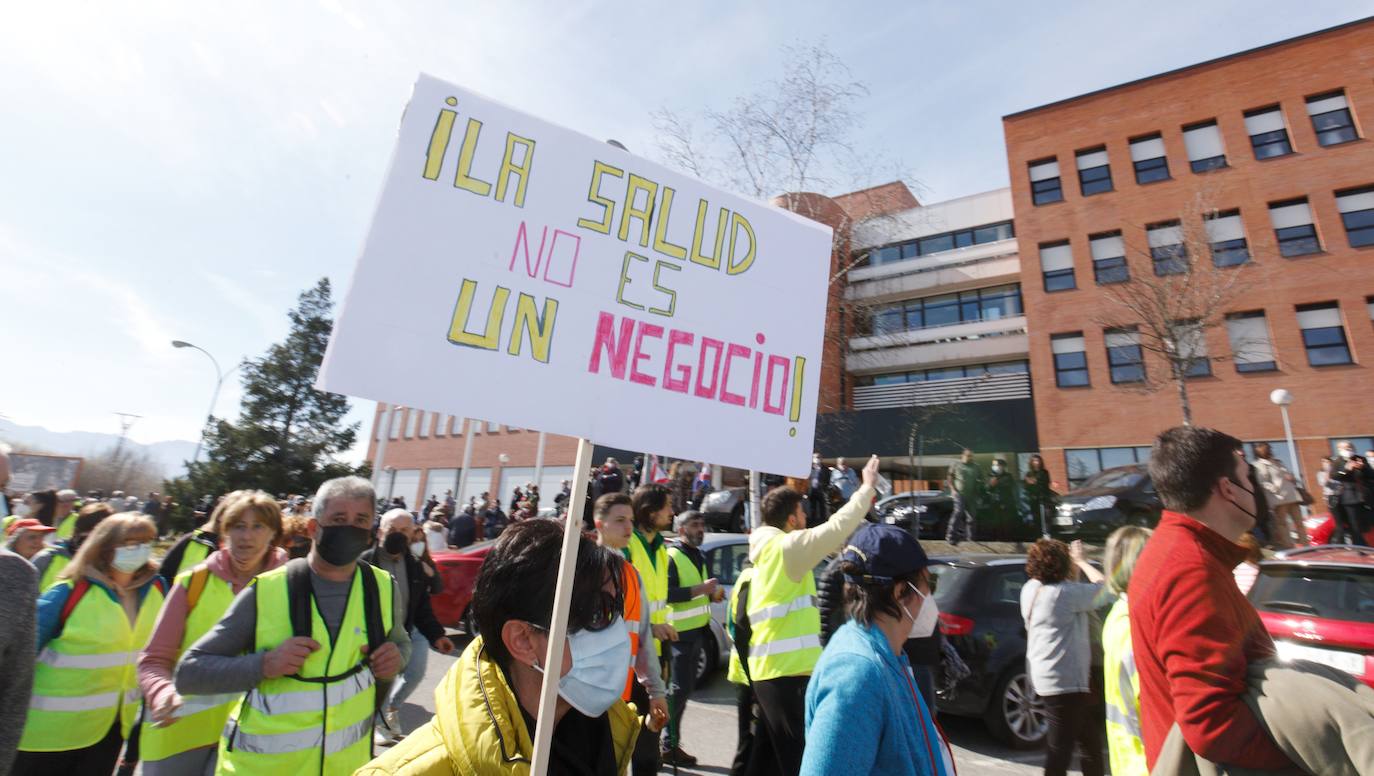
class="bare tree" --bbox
[78,445,167,496]
[1093,192,1272,425]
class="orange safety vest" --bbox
[621,561,644,701]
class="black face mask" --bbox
[314,524,373,566]
[383,531,408,556]
[288,539,311,560]
[1225,476,1259,523]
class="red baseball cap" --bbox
[6,518,57,537]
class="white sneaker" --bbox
[383,706,403,738]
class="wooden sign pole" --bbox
[529,436,596,775]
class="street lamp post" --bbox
[1270,388,1302,489]
[172,340,241,464]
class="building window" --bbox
[1368,296,1374,323]
[1225,311,1277,372]
[1269,199,1320,257]
[1335,186,1374,248]
[1330,437,1374,457]
[863,220,1014,267]
[1090,232,1129,284]
[1147,222,1187,275]
[870,284,1023,336]
[416,410,428,438]
[1029,159,1063,205]
[1296,302,1352,366]
[1243,107,1293,159]
[1307,91,1358,146]
[1051,334,1089,387]
[1076,147,1113,196]
[1066,446,1151,488]
[389,408,404,439]
[1204,210,1250,267]
[1040,241,1075,291]
[1171,319,1211,378]
[1182,121,1227,172]
[1105,328,1145,383]
[405,409,420,438]
[853,360,1028,387]
[487,422,500,433]
[1129,134,1170,184]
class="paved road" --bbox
[398,632,1086,775]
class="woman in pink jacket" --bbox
[136,491,288,775]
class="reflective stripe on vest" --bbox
[666,547,711,631]
[217,563,393,776]
[22,578,164,753]
[140,566,242,762]
[1102,597,1147,776]
[746,534,822,680]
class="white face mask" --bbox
[113,542,152,573]
[991,465,1004,474]
[903,581,939,639]
[533,616,633,717]
[426,532,448,555]
[409,541,426,558]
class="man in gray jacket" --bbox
[0,547,38,773]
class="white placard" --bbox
[318,74,832,476]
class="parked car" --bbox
[695,532,747,684]
[929,554,1048,748]
[875,491,954,538]
[429,540,496,633]
[1250,545,1374,689]
[1050,464,1162,541]
[700,487,750,532]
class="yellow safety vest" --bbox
[745,534,821,680]
[174,531,217,576]
[726,567,755,685]
[217,563,394,776]
[666,546,711,632]
[1102,596,1147,776]
[36,548,72,591]
[139,566,243,763]
[626,532,669,655]
[21,576,165,752]
[55,511,79,540]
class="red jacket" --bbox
[1129,511,1294,771]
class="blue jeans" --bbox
[663,627,705,750]
[387,627,430,709]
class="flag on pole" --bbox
[648,455,669,484]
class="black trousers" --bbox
[664,628,704,750]
[749,675,808,776]
[1041,688,1105,776]
[1333,504,1370,546]
[730,683,756,776]
[11,719,123,776]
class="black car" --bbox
[874,491,954,538]
[1049,464,1162,542]
[930,554,1047,748]
[699,487,749,532]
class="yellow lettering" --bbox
[447,279,508,351]
[691,200,729,270]
[726,212,757,275]
[453,118,493,197]
[650,261,680,317]
[507,293,558,363]
[652,186,688,260]
[617,252,648,311]
[618,174,658,248]
[495,133,536,208]
[576,161,624,235]
[423,98,459,180]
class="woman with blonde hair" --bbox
[15,512,165,775]
[1100,525,1153,776]
[137,490,288,775]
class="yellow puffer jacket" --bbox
[356,636,642,775]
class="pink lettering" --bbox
[509,222,548,277]
[695,338,725,399]
[663,329,695,393]
[764,355,791,415]
[543,229,581,288]
[720,343,751,406]
[630,324,664,387]
[588,311,634,379]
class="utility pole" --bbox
[112,413,141,460]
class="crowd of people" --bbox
[2,430,1374,776]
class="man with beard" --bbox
[176,476,410,775]
[660,510,723,766]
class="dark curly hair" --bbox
[1026,538,1071,584]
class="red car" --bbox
[1249,545,1374,689]
[429,541,495,632]
[1302,511,1374,546]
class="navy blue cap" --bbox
[839,524,942,584]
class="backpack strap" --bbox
[284,557,314,640]
[55,578,92,640]
[186,565,211,610]
[357,560,386,652]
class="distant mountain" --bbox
[0,419,197,478]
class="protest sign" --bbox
[318,73,832,477]
[9,453,82,492]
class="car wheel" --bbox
[730,503,746,533]
[984,668,1048,749]
[693,641,716,687]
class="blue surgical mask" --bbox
[113,542,152,573]
[533,616,632,717]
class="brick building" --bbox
[1004,17,1374,488]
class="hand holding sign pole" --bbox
[317,74,830,774]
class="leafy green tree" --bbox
[165,279,363,529]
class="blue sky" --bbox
[2,1,1364,463]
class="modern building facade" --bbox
[1004,17,1374,487]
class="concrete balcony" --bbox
[847,315,1029,374]
[845,239,1020,304]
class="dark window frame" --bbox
[858,220,1016,268]
[1032,176,1064,205]
[1308,92,1359,147]
[1093,255,1129,284]
[1105,329,1146,384]
[869,284,1024,336]
[1337,188,1374,248]
[1249,128,1293,159]
[1275,224,1320,257]
[853,360,1030,388]
[1043,268,1076,292]
[1150,243,1188,276]
[1210,237,1251,267]
[1297,303,1353,366]
[1076,149,1114,196]
[1051,335,1089,387]
[1226,311,1278,373]
[1133,156,1170,184]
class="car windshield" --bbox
[1078,469,1145,491]
[1250,565,1374,624]
[928,564,977,609]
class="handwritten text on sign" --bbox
[318,74,830,476]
